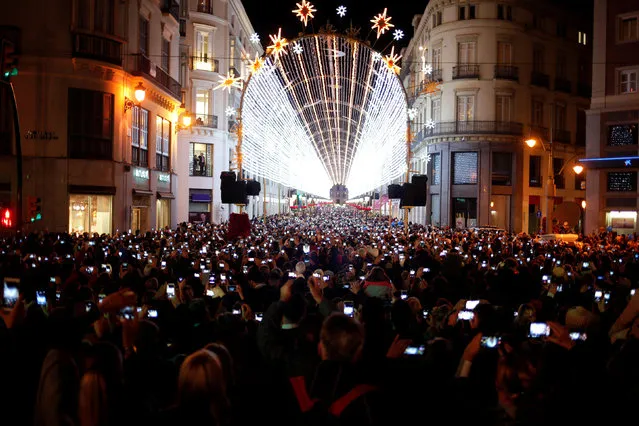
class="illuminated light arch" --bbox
[239,34,408,198]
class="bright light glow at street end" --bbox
[240,34,407,198]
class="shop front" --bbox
[156,171,173,229]
[68,185,115,234]
[606,211,637,235]
[189,189,212,224]
[132,166,152,232]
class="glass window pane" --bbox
[452,152,478,184]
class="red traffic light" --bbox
[1,208,13,228]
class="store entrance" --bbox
[452,197,477,229]
[131,207,149,233]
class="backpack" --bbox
[289,375,378,425]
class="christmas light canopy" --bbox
[240,34,408,198]
[336,5,347,17]
[267,28,289,60]
[293,0,317,27]
[371,8,394,39]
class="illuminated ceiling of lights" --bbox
[240,34,408,198]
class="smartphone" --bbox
[122,262,128,269]
[219,262,225,268]
[313,273,320,278]
[359,275,365,281]
[343,301,354,317]
[403,345,426,356]
[422,309,429,319]
[458,310,474,321]
[86,266,94,274]
[424,268,430,273]
[161,261,167,268]
[119,306,134,320]
[206,288,215,297]
[3,278,19,308]
[288,272,296,279]
[323,276,329,282]
[98,293,106,303]
[632,289,636,296]
[50,277,56,283]
[194,273,200,278]
[55,290,61,302]
[529,322,550,338]
[542,275,550,283]
[255,312,263,322]
[465,300,480,310]
[167,283,175,298]
[582,262,590,269]
[36,290,47,307]
[480,336,501,348]
[147,309,158,319]
[85,301,94,313]
[594,290,603,302]
[242,265,248,274]
[232,308,241,315]
[400,290,408,300]
[228,285,236,292]
[220,273,226,281]
[410,270,415,276]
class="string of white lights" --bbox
[240,34,407,198]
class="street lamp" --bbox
[573,164,584,175]
[124,82,146,112]
[525,138,537,148]
[581,200,586,209]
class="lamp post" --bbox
[524,137,584,234]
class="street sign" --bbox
[536,210,542,218]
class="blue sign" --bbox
[536,210,542,218]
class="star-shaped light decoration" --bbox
[215,71,242,91]
[267,28,289,60]
[292,42,304,55]
[292,0,317,27]
[336,5,347,17]
[625,159,632,167]
[383,46,402,74]
[425,153,432,164]
[371,8,394,39]
[422,81,442,95]
[372,51,382,62]
[393,29,404,41]
[407,108,417,121]
[249,54,266,75]
[423,64,433,74]
[225,106,236,117]
[425,119,436,129]
[250,33,260,44]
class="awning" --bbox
[68,185,116,195]
[132,189,153,196]
[157,192,175,199]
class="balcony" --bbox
[72,33,122,66]
[453,64,480,79]
[553,128,571,143]
[179,19,187,37]
[161,0,180,22]
[531,71,550,88]
[554,77,571,93]
[494,65,519,81]
[132,54,182,100]
[577,83,592,98]
[191,55,220,73]
[194,114,218,129]
[416,120,523,139]
[431,69,443,82]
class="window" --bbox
[457,95,475,121]
[431,153,441,185]
[431,98,441,122]
[608,124,638,146]
[529,155,542,187]
[189,189,212,223]
[179,45,188,86]
[131,106,149,167]
[459,5,476,20]
[531,100,544,125]
[576,108,586,146]
[608,172,637,192]
[533,47,544,73]
[432,47,442,70]
[194,29,212,70]
[554,104,566,130]
[78,0,90,29]
[619,16,639,42]
[578,31,587,45]
[620,70,637,94]
[432,10,442,27]
[575,172,586,191]
[492,152,512,186]
[458,41,477,64]
[553,158,565,189]
[190,143,213,177]
[139,17,149,56]
[195,89,210,124]
[497,4,512,20]
[452,152,478,184]
[197,0,212,14]
[459,6,465,20]
[68,88,113,159]
[69,194,112,234]
[430,194,440,226]
[469,5,476,19]
[156,116,171,171]
[161,38,170,71]
[496,95,512,122]
[497,42,512,65]
[93,0,114,34]
[556,54,567,79]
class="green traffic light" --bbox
[35,213,42,220]
[30,217,34,222]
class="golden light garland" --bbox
[371,8,394,39]
[292,0,317,27]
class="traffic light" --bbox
[27,196,41,222]
[35,197,42,221]
[0,208,12,228]
[1,39,18,81]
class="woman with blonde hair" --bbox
[161,349,229,426]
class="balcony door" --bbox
[457,95,475,122]
[458,42,476,65]
[497,42,512,65]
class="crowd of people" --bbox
[1,206,639,426]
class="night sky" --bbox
[241,0,426,50]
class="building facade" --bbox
[175,0,286,225]
[584,0,639,235]
[0,0,183,234]
[403,0,591,233]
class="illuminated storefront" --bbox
[69,194,112,234]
